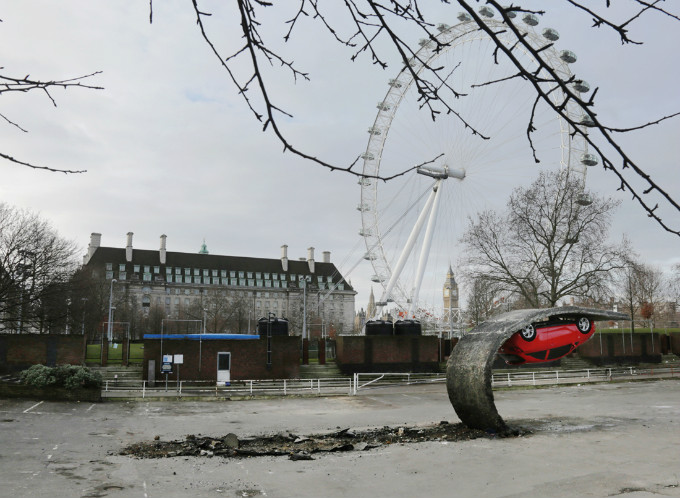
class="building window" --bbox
[174,298,180,305]
[255,272,261,279]
[194,268,200,276]
[105,271,114,280]
[220,270,227,277]
[118,264,126,272]
[166,267,172,274]
[272,273,278,280]
[106,263,113,271]
[230,271,235,278]
[185,268,191,276]
[248,279,255,286]
[247,272,253,279]
[238,271,244,278]
[119,272,127,281]
[256,280,263,287]
[327,276,333,283]
[230,278,238,286]
[175,267,181,275]
[338,284,345,290]
[212,269,218,277]
[143,273,152,282]
[281,281,288,289]
[203,269,209,277]
[274,281,280,288]
[165,297,171,305]
[185,298,190,306]
[154,266,160,274]
[290,274,297,281]
[239,279,246,286]
[133,265,140,273]
[264,273,270,280]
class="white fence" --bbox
[101,366,678,399]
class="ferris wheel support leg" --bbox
[375,184,438,318]
[408,180,443,317]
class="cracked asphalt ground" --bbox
[1,379,679,498]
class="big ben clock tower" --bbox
[443,266,461,336]
[443,266,459,311]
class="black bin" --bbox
[257,317,289,336]
[365,320,394,336]
[394,319,422,336]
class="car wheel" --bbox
[520,324,536,341]
[577,317,591,333]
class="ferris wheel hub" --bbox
[416,165,466,180]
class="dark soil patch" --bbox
[120,422,528,460]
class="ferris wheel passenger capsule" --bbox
[576,193,593,206]
[542,28,559,41]
[560,50,577,63]
[579,116,596,127]
[457,12,472,22]
[437,23,451,32]
[502,7,517,19]
[573,79,590,93]
[580,153,599,167]
[523,14,539,26]
[479,6,495,18]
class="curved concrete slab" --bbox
[446,306,629,432]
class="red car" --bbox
[498,316,594,365]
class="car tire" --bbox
[519,324,536,342]
[577,317,591,333]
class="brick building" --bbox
[82,233,357,338]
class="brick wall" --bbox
[0,334,86,374]
[336,335,439,374]
[576,332,663,364]
[143,336,300,381]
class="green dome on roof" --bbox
[199,240,209,254]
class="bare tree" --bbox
[464,275,504,327]
[636,263,666,333]
[154,1,680,236]
[460,170,627,308]
[0,203,80,332]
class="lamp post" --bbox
[301,276,311,340]
[107,279,117,342]
[81,298,88,336]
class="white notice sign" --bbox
[174,354,184,364]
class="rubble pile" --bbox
[121,422,526,460]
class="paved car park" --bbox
[1,379,679,498]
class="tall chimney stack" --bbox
[322,251,331,263]
[160,234,167,265]
[126,232,134,262]
[281,244,289,272]
[84,232,101,264]
[307,247,315,273]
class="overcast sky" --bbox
[2,1,679,311]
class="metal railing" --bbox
[101,366,678,399]
[102,377,355,398]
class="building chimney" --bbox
[160,234,167,265]
[126,232,134,262]
[307,247,315,273]
[322,251,331,263]
[281,244,289,272]
[84,232,101,264]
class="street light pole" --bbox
[107,279,117,342]
[81,298,88,336]
[301,277,310,340]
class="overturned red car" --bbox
[498,316,594,365]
